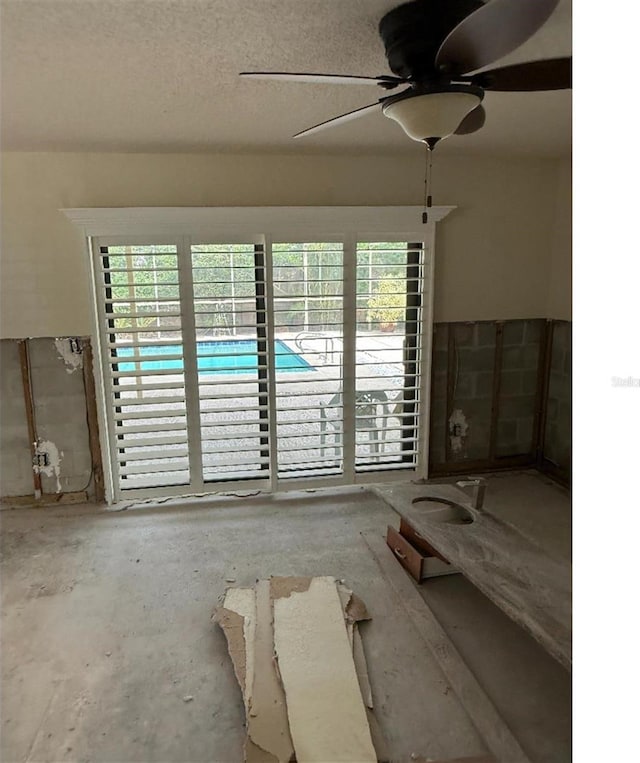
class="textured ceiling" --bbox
[0,0,571,157]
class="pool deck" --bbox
[115,331,413,489]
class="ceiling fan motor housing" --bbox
[378,0,484,79]
[240,0,570,141]
[382,83,483,141]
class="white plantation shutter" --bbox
[191,243,271,482]
[98,244,190,490]
[355,242,423,472]
[271,242,345,478]
[83,208,443,501]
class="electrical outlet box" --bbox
[69,337,83,354]
[33,452,49,468]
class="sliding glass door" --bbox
[355,242,423,473]
[93,235,429,499]
[98,243,190,491]
[271,242,345,480]
[191,243,270,482]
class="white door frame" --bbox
[64,206,454,503]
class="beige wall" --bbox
[0,151,569,338]
[547,158,572,320]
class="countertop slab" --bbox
[374,482,572,671]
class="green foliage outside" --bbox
[366,278,406,327]
[104,242,412,334]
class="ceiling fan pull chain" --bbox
[422,141,434,224]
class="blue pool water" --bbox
[116,339,314,374]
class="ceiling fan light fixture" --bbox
[382,88,483,142]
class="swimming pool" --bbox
[116,339,314,374]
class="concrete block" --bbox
[551,341,565,372]
[29,370,92,495]
[456,398,492,421]
[430,422,446,442]
[0,421,31,444]
[432,324,448,351]
[453,323,475,348]
[496,419,518,445]
[543,417,570,470]
[430,390,447,415]
[39,472,60,494]
[52,451,92,492]
[476,322,497,348]
[522,370,539,395]
[37,419,83,444]
[475,371,494,399]
[502,346,524,370]
[548,371,566,401]
[457,347,495,373]
[27,338,63,369]
[524,320,544,344]
[0,338,18,362]
[452,372,474,401]
[431,370,447,400]
[0,341,33,496]
[432,350,448,374]
[546,398,559,422]
[503,344,540,372]
[31,364,86,400]
[553,321,571,351]
[523,343,541,370]
[448,447,468,463]
[0,349,19,377]
[0,449,35,497]
[28,336,89,372]
[500,395,536,420]
[429,448,445,466]
[500,370,523,396]
[558,399,571,420]
[34,395,88,428]
[465,420,491,459]
[4,370,25,398]
[0,378,27,419]
[516,417,535,447]
[465,446,490,460]
[503,321,525,346]
[1,341,23,395]
[429,425,446,464]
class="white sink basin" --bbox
[411,496,475,525]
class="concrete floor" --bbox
[0,470,571,763]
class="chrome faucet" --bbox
[456,477,487,510]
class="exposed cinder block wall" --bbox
[429,319,545,472]
[496,320,543,457]
[449,322,496,462]
[0,341,35,495]
[429,324,448,466]
[0,337,94,500]
[543,321,571,476]
[429,318,570,483]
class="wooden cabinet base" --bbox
[386,524,459,582]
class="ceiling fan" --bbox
[240,0,571,146]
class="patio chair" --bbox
[319,389,390,456]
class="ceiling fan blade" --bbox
[454,105,486,135]
[240,71,404,89]
[435,0,561,74]
[472,57,571,91]
[293,101,383,139]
